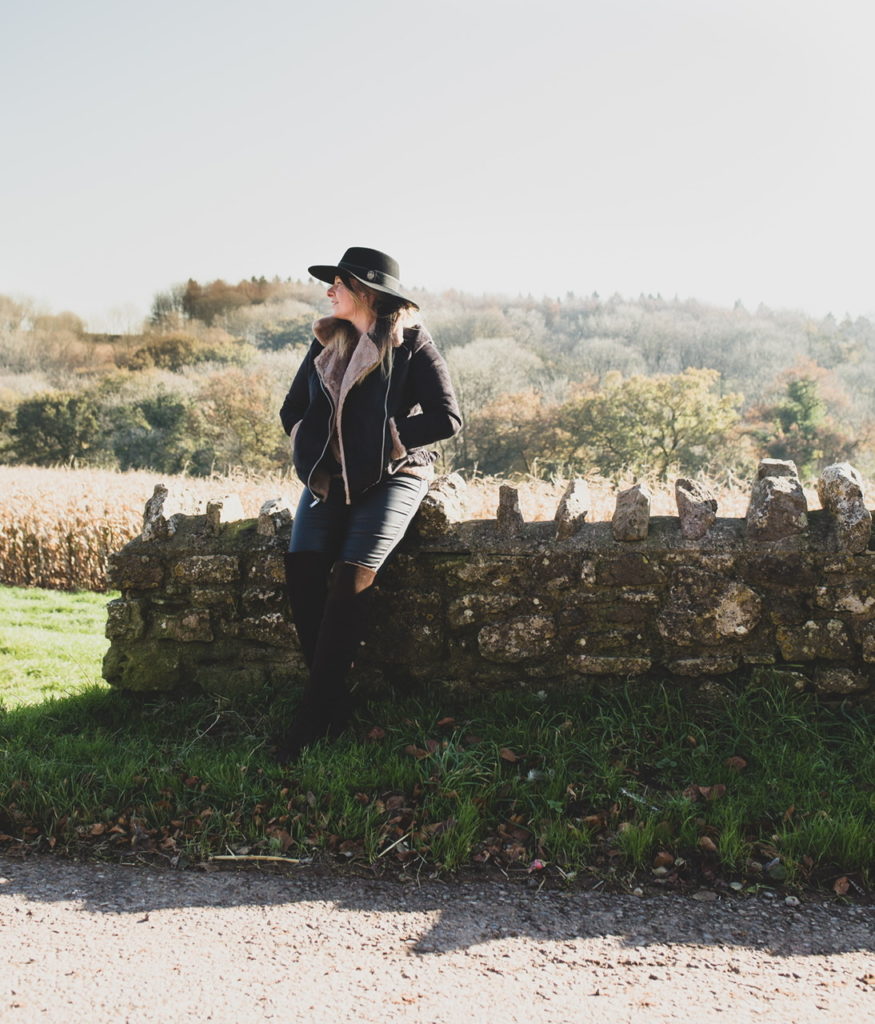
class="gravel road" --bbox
[2,855,872,1023]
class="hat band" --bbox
[341,263,401,291]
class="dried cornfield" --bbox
[0,466,302,592]
[0,464,771,592]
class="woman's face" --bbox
[328,276,370,322]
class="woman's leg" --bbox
[277,476,429,761]
[284,482,346,667]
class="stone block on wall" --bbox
[746,461,808,540]
[447,593,522,628]
[612,482,651,541]
[667,655,739,677]
[656,571,762,646]
[478,615,557,662]
[247,552,286,585]
[230,613,296,647]
[675,478,718,540]
[814,584,875,617]
[554,478,590,540]
[105,598,146,640]
[813,667,870,694]
[775,620,854,661]
[103,641,183,691]
[416,474,467,537]
[171,555,239,585]
[257,498,294,537]
[817,462,872,554]
[108,552,164,591]
[566,654,652,676]
[153,609,213,643]
[857,622,875,662]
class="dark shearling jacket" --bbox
[280,317,462,503]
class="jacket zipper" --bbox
[306,373,335,504]
[356,368,393,496]
[375,375,391,487]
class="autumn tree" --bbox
[106,391,193,473]
[178,277,303,326]
[121,329,251,371]
[747,374,859,477]
[221,303,317,350]
[557,368,742,480]
[149,284,186,327]
[428,306,512,350]
[444,337,546,469]
[462,390,559,476]
[10,392,103,466]
[184,367,288,475]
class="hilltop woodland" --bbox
[1,277,874,485]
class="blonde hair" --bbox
[331,273,420,376]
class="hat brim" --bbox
[308,264,419,310]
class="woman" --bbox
[277,247,462,761]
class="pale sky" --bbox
[3,0,874,330]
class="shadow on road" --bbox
[1,852,871,958]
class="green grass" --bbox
[1,585,873,894]
[0,586,113,706]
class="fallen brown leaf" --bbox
[725,756,747,772]
[266,827,293,851]
[833,876,850,896]
[499,747,519,763]
[420,818,455,838]
[686,784,727,802]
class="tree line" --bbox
[0,278,872,483]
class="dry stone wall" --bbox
[102,461,875,703]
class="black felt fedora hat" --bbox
[308,247,419,309]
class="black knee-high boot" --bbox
[276,561,377,763]
[283,551,333,669]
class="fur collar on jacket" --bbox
[312,317,381,410]
[311,315,413,409]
